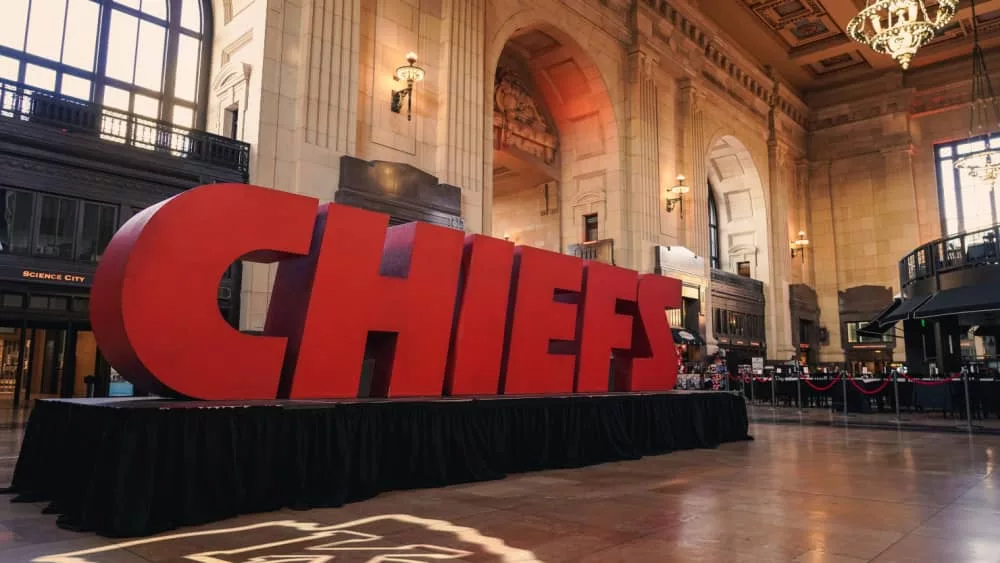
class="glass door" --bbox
[0,326,30,407]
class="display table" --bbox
[5,392,750,537]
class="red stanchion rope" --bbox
[900,372,961,386]
[846,373,892,395]
[799,373,842,392]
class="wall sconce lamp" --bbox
[790,230,810,260]
[665,174,689,217]
[391,52,425,121]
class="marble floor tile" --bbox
[3,418,1000,561]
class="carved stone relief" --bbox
[493,66,558,165]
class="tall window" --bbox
[936,134,1000,236]
[708,187,720,269]
[0,0,209,128]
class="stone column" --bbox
[678,79,712,350]
[796,158,815,287]
[241,0,361,332]
[678,79,708,260]
[766,139,794,361]
[879,144,919,363]
[301,0,361,157]
[879,144,920,289]
[438,0,485,232]
[624,49,661,271]
[809,160,845,363]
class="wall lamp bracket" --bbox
[665,174,689,218]
[390,52,424,121]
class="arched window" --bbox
[0,0,210,128]
[708,185,720,269]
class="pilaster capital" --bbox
[629,49,659,81]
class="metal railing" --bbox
[569,239,615,265]
[899,223,1000,287]
[0,79,250,175]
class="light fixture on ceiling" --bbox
[953,0,1000,185]
[790,231,810,260]
[665,174,689,217]
[391,52,425,121]
[846,0,958,70]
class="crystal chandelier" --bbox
[953,0,1000,185]
[847,0,958,70]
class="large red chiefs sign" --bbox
[90,184,682,400]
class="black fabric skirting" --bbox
[5,392,750,538]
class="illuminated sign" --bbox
[90,184,682,400]
[17,269,88,284]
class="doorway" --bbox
[0,322,105,408]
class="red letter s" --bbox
[614,274,682,391]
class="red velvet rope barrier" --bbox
[846,373,892,395]
[799,374,842,392]
[900,372,961,386]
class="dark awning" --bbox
[913,284,1000,319]
[882,294,932,323]
[672,328,705,346]
[858,298,902,336]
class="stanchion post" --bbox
[842,371,848,417]
[796,375,802,411]
[893,369,901,421]
[750,373,755,404]
[771,374,776,408]
[963,368,973,432]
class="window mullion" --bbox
[93,0,114,107]
[161,0,181,125]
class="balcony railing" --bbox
[899,224,1000,287]
[0,79,249,175]
[569,239,615,265]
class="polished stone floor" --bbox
[3,414,1000,561]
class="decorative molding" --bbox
[212,62,252,94]
[493,66,559,165]
[637,0,807,130]
[573,190,607,206]
[221,31,253,64]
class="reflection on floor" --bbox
[3,419,1000,561]
[749,404,1000,434]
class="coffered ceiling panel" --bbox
[742,0,841,48]
[703,0,1000,92]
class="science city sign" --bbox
[90,183,683,400]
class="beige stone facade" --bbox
[199,0,987,365]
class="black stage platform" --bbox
[5,392,750,537]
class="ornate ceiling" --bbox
[702,0,1000,91]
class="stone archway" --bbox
[706,135,771,283]
[484,22,622,259]
[705,134,773,363]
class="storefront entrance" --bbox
[0,321,110,408]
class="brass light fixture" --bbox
[846,0,958,70]
[391,52,425,121]
[790,231,810,260]
[665,175,690,217]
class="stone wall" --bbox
[805,53,1000,362]
[202,0,820,361]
